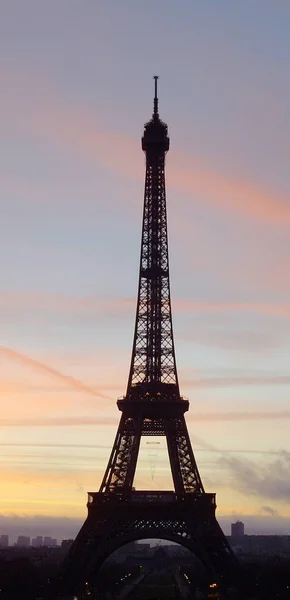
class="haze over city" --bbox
[1,0,290,542]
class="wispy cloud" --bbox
[1,67,290,228]
[174,300,290,318]
[0,441,281,456]
[190,411,290,421]
[190,434,285,457]
[220,451,290,502]
[0,442,111,449]
[0,347,110,399]
[0,292,134,317]
[2,290,290,320]
[184,375,290,388]
[0,436,285,461]
[191,435,290,504]
[180,326,290,353]
[168,154,290,228]
[261,506,278,516]
[0,416,117,427]
[1,411,289,427]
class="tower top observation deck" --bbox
[142,76,169,153]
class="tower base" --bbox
[55,491,236,597]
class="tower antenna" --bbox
[153,75,159,116]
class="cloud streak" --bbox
[184,375,290,388]
[174,300,290,318]
[168,154,290,228]
[2,290,290,319]
[189,410,290,421]
[1,411,289,427]
[0,347,111,400]
[0,441,283,457]
[191,435,290,504]
[0,416,116,427]
[220,452,290,502]
[0,292,134,316]
[2,67,290,229]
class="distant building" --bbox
[32,536,43,547]
[231,521,245,537]
[61,539,74,550]
[0,534,9,547]
[43,536,57,547]
[228,534,290,557]
[16,536,30,547]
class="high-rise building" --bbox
[231,521,245,537]
[43,536,57,547]
[43,536,52,546]
[61,539,74,550]
[16,535,30,547]
[32,536,43,547]
[0,534,9,547]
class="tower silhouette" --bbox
[56,78,236,598]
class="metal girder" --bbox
[165,416,205,494]
[99,415,143,493]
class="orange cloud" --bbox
[0,380,28,394]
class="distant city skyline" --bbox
[1,527,290,562]
[1,514,289,547]
[1,1,290,535]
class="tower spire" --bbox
[153,74,159,116]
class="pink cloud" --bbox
[173,299,290,317]
[1,67,290,228]
[168,153,290,227]
[0,347,110,399]
[0,380,28,394]
[1,290,290,319]
[0,291,134,316]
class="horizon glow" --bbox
[1,1,290,539]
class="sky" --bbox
[1,0,290,543]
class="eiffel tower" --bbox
[56,78,236,599]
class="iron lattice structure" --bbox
[55,78,237,599]
[128,87,176,390]
[99,77,204,497]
